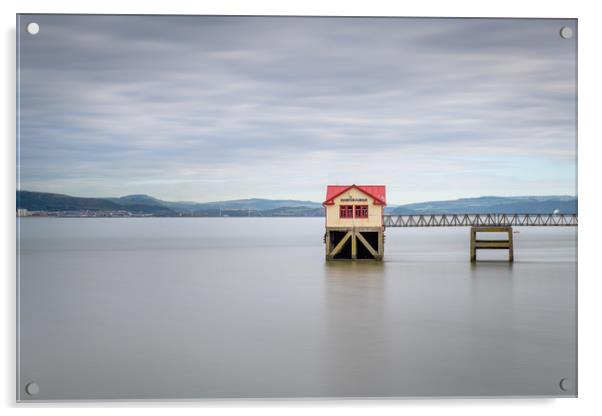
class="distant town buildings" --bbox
[17,208,30,217]
[15,209,149,218]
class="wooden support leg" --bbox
[470,227,477,262]
[351,230,357,260]
[508,227,514,262]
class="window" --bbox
[355,205,368,218]
[340,205,353,218]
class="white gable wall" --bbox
[325,187,384,228]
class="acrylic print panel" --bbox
[16,15,577,400]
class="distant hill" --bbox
[18,191,176,216]
[259,206,324,217]
[107,194,166,206]
[18,190,122,212]
[16,191,323,217]
[193,198,321,210]
[388,196,577,215]
[17,191,577,217]
[187,198,322,215]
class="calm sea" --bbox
[17,218,577,400]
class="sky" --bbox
[17,15,577,205]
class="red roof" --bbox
[323,185,386,206]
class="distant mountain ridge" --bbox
[17,191,577,217]
[17,191,323,217]
[18,191,176,215]
[388,195,578,215]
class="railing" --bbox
[383,213,578,227]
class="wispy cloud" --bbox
[18,16,576,204]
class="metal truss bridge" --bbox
[383,213,578,228]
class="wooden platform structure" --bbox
[470,226,514,262]
[325,227,384,261]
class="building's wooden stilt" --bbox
[351,230,357,260]
[470,226,514,262]
[508,228,514,262]
[470,227,476,262]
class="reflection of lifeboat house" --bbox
[323,184,386,261]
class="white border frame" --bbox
[3,1,601,414]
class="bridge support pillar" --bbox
[470,226,514,262]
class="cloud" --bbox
[18,15,577,203]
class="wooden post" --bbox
[508,227,514,262]
[470,227,476,262]
[351,229,357,260]
[378,229,384,260]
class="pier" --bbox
[383,213,577,262]
[383,213,578,227]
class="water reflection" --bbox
[323,261,387,396]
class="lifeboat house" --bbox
[323,184,386,261]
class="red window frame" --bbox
[340,205,354,218]
[355,205,369,218]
